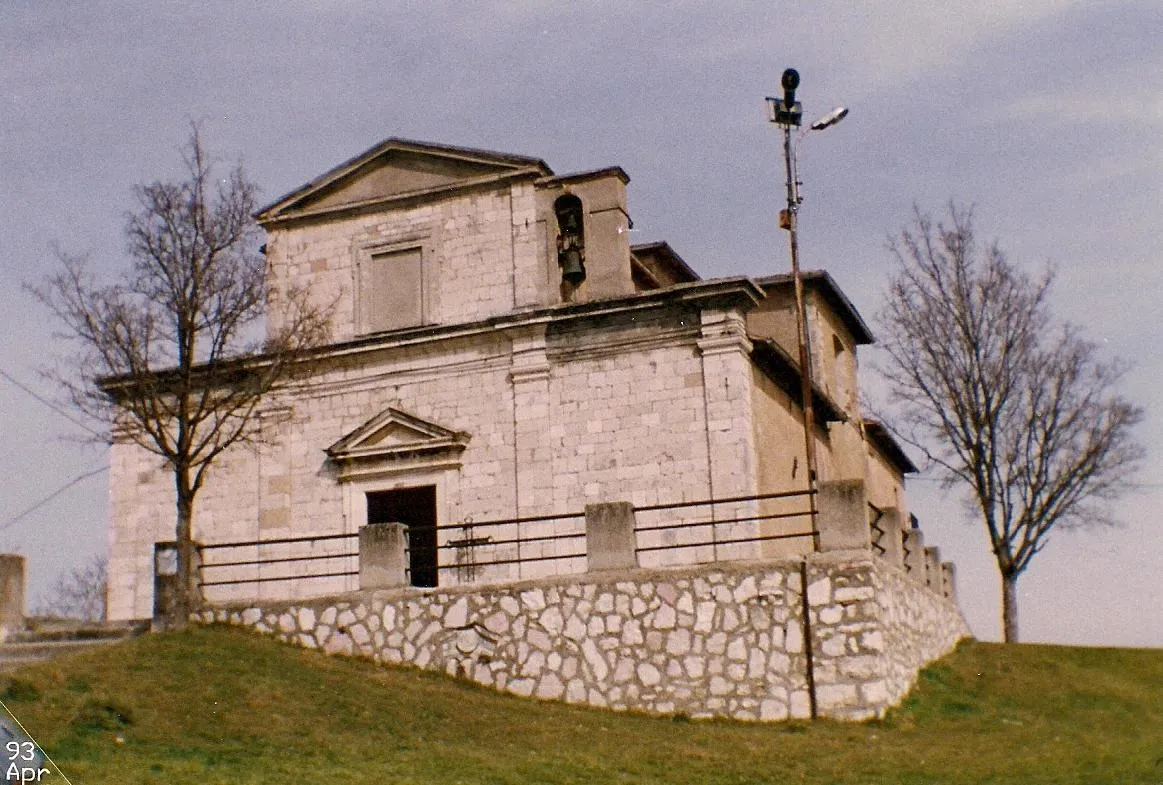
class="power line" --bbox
[0,465,108,533]
[0,364,107,440]
[907,476,1163,488]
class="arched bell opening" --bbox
[554,194,586,293]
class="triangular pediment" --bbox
[325,407,470,463]
[256,139,552,224]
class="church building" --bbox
[106,139,917,621]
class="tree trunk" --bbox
[1001,572,1019,643]
[171,470,200,630]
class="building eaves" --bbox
[753,270,875,345]
[537,166,630,186]
[631,241,702,284]
[749,337,845,424]
[863,419,919,475]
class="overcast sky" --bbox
[2,2,1159,645]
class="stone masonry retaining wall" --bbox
[198,552,969,721]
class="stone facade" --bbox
[106,139,947,650]
[109,292,776,618]
[199,552,969,721]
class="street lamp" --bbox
[765,69,848,547]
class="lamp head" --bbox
[810,106,849,131]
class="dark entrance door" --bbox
[366,486,438,588]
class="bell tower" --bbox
[536,167,633,304]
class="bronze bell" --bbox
[554,193,587,286]
[560,247,586,284]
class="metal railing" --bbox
[633,488,815,566]
[195,508,587,597]
[198,531,359,591]
[402,509,587,584]
[194,489,819,600]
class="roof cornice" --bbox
[309,276,765,363]
[537,166,630,187]
[99,278,766,389]
[256,167,545,229]
[255,137,553,225]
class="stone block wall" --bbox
[200,553,969,722]
[874,557,973,702]
[266,181,541,344]
[108,302,745,619]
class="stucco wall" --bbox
[199,553,969,722]
[865,442,909,522]
[808,293,860,417]
[749,365,814,560]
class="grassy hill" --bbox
[1,625,1160,784]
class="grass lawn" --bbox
[1,625,1160,784]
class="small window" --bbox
[360,247,423,333]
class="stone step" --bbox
[0,637,124,672]
[0,619,149,673]
[6,626,138,644]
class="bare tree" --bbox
[30,127,331,628]
[877,204,1143,642]
[37,556,108,623]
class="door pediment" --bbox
[326,408,470,477]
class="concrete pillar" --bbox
[816,479,871,552]
[924,546,942,591]
[878,507,905,567]
[359,523,409,590]
[585,502,638,572]
[0,554,25,637]
[153,541,197,628]
[902,528,926,581]
[941,562,957,601]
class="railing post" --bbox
[0,554,25,641]
[878,507,906,567]
[924,546,942,591]
[153,541,180,630]
[816,480,871,551]
[585,502,638,572]
[902,528,926,580]
[940,561,957,601]
[359,523,408,590]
